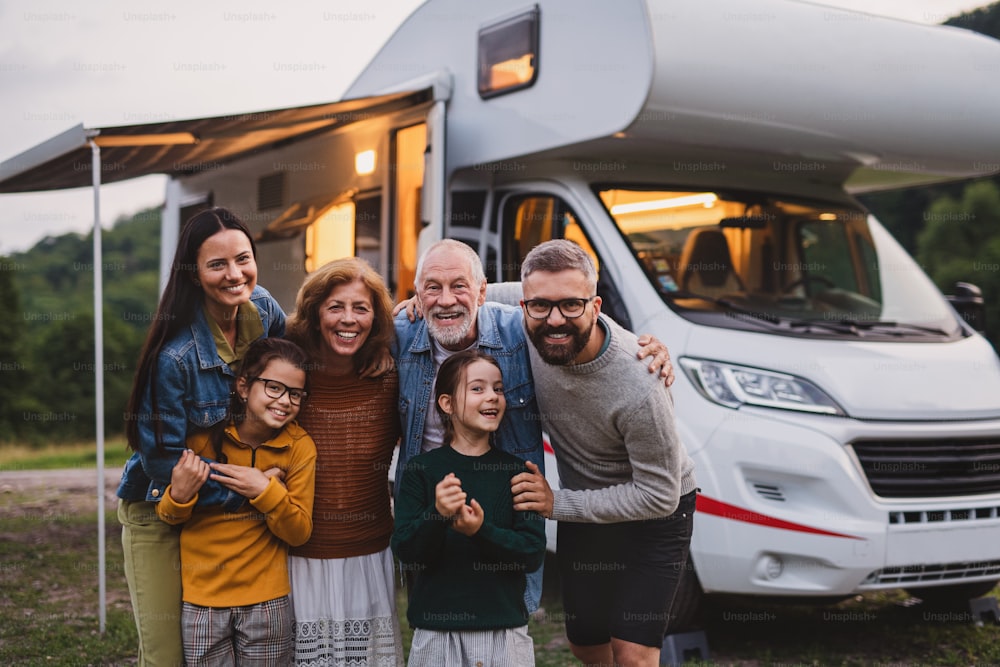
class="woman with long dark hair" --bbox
[116,207,285,666]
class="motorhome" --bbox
[4,0,1000,629]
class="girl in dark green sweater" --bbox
[392,350,546,666]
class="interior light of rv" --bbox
[305,202,356,272]
[93,132,198,147]
[478,7,540,99]
[819,213,838,221]
[489,55,535,88]
[355,150,376,176]
[679,357,845,416]
[610,193,718,216]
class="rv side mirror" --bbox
[946,281,986,333]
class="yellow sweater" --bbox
[156,421,316,607]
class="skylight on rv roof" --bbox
[478,6,539,99]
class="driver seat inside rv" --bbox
[677,228,746,298]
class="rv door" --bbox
[417,99,446,259]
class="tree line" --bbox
[0,209,160,444]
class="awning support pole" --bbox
[90,140,107,634]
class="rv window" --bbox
[478,6,539,99]
[305,202,355,273]
[500,194,599,281]
[303,195,382,273]
[500,192,631,325]
[450,191,487,232]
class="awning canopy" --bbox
[0,88,431,193]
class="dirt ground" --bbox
[0,467,123,519]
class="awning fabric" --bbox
[0,89,431,193]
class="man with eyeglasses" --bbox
[510,239,697,667]
[393,239,674,618]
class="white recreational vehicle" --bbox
[4,0,1000,628]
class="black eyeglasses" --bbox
[253,378,308,405]
[522,297,595,320]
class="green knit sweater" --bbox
[392,445,546,630]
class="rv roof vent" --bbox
[258,172,286,211]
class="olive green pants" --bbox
[118,499,184,667]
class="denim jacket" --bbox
[393,302,544,489]
[393,302,546,611]
[116,285,285,509]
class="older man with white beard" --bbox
[394,239,545,484]
[393,239,673,616]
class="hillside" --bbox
[0,208,161,442]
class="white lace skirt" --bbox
[289,548,404,666]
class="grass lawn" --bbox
[0,510,138,666]
[0,506,577,666]
[0,439,131,472]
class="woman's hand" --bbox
[167,449,210,504]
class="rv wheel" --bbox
[905,580,999,607]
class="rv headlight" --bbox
[679,357,845,416]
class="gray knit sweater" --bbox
[528,315,697,523]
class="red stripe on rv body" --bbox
[695,494,863,540]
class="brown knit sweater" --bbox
[289,368,400,559]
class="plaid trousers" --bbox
[182,596,294,666]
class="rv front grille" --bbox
[851,438,1000,498]
[888,505,1000,524]
[861,560,1000,586]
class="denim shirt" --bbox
[393,302,544,489]
[393,302,546,611]
[116,285,285,509]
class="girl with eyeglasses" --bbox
[155,336,317,665]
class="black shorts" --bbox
[556,490,696,648]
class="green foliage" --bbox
[859,182,968,254]
[22,310,145,442]
[2,208,161,443]
[945,1,1000,37]
[0,260,28,438]
[917,180,1000,347]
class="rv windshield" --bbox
[598,188,962,340]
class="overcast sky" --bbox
[0,0,993,255]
